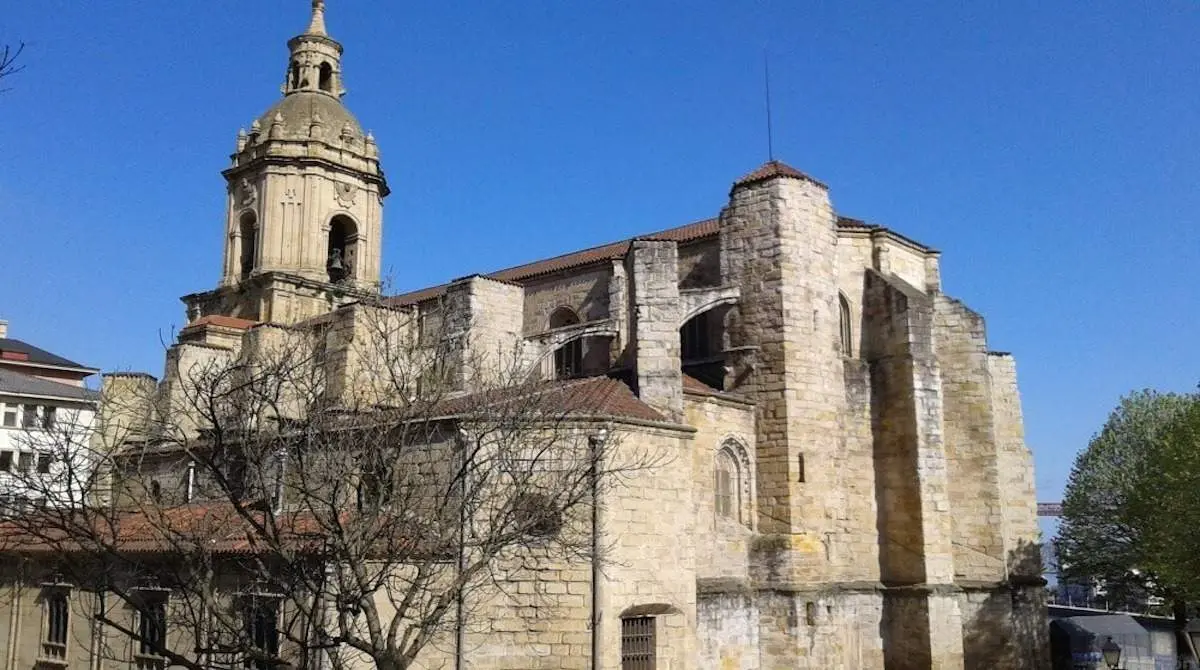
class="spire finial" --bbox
[307,0,327,36]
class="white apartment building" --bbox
[0,320,99,510]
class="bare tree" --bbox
[0,42,25,92]
[0,298,657,670]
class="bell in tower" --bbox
[181,0,389,326]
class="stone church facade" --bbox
[1,3,1048,669]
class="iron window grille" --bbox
[620,616,656,670]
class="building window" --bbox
[18,452,34,474]
[549,307,584,380]
[22,404,38,428]
[511,492,562,538]
[243,598,279,670]
[0,451,12,471]
[715,450,738,521]
[554,340,583,380]
[44,590,69,659]
[839,293,853,357]
[2,405,16,427]
[41,406,56,430]
[138,594,168,658]
[37,454,52,474]
[620,616,656,670]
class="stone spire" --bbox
[306,0,328,36]
[284,0,344,98]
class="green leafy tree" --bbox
[1058,390,1194,608]
[1058,388,1198,662]
[1130,398,1200,601]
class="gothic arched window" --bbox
[839,293,853,357]
[715,440,752,527]
[239,212,257,280]
[715,449,739,522]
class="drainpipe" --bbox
[455,430,468,670]
[6,560,23,670]
[272,449,288,515]
[90,589,105,670]
[588,430,607,670]
[185,460,196,502]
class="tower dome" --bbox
[255,91,364,142]
[188,0,388,326]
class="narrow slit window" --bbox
[839,293,853,356]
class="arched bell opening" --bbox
[238,211,258,281]
[327,215,359,283]
[318,62,333,92]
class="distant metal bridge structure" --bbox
[1038,502,1063,517]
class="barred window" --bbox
[138,595,168,656]
[554,339,583,380]
[46,591,69,646]
[620,616,656,670]
[243,598,279,670]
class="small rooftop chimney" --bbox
[0,320,8,339]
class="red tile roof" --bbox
[393,375,665,424]
[0,504,353,556]
[386,218,719,307]
[732,160,826,190]
[383,164,930,308]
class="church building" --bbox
[1,3,1049,669]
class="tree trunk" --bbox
[1173,599,1192,669]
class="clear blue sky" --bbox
[2,2,1197,502]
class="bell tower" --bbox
[183,0,389,326]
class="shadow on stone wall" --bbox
[960,539,1050,670]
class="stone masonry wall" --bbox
[443,276,526,391]
[862,270,965,669]
[521,267,612,337]
[599,426,697,670]
[626,240,683,421]
[752,591,886,670]
[932,296,1005,583]
[685,393,757,581]
[678,239,721,289]
[718,174,845,584]
[159,341,234,438]
[986,353,1041,577]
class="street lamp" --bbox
[1100,636,1121,669]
